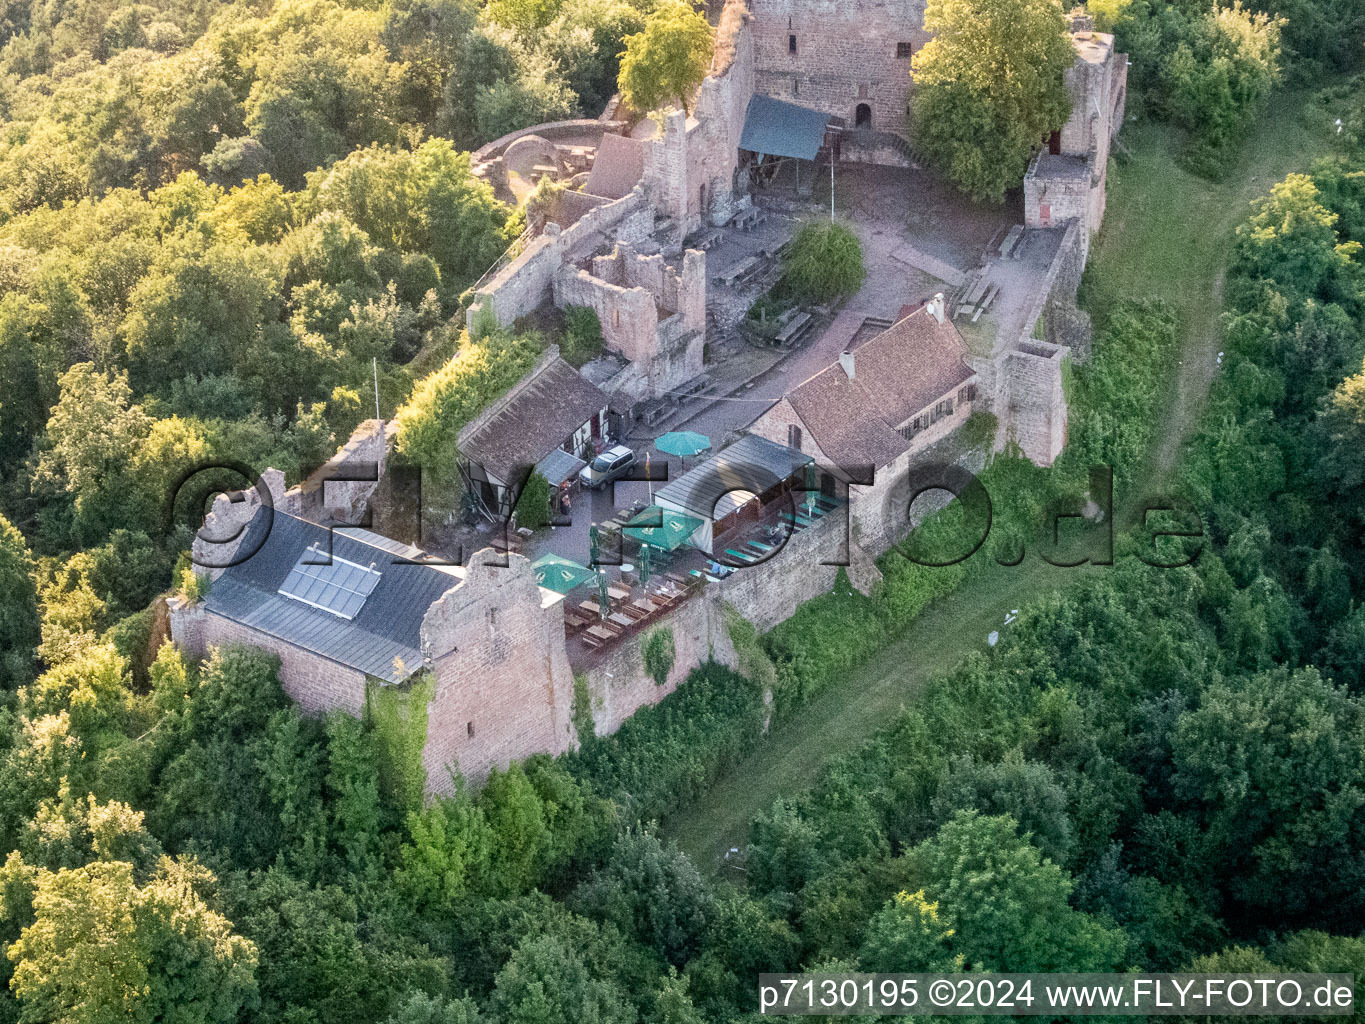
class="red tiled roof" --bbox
[785,308,976,469]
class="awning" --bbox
[654,434,813,523]
[536,447,587,488]
[622,508,705,551]
[739,94,832,161]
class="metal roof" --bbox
[653,434,812,523]
[739,94,831,161]
[536,447,586,488]
[205,509,464,683]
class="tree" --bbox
[911,0,1074,202]
[860,889,958,972]
[909,811,1127,971]
[780,222,865,305]
[489,933,634,1024]
[0,515,39,689]
[569,828,714,966]
[618,1,714,116]
[8,858,257,1024]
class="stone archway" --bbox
[855,103,872,129]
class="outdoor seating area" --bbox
[564,571,699,651]
[712,488,844,567]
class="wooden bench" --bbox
[999,224,1024,260]
[972,282,1000,322]
[774,311,813,347]
[715,255,760,287]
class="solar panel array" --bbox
[278,544,382,620]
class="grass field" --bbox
[662,86,1342,871]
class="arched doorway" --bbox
[855,103,872,129]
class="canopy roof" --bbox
[536,447,586,488]
[654,434,813,523]
[739,94,831,161]
[530,553,597,594]
[621,508,705,551]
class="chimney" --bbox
[838,349,855,379]
[927,292,946,325]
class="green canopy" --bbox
[655,431,712,459]
[622,507,704,552]
[530,553,597,595]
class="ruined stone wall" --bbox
[580,591,737,735]
[1000,341,1070,467]
[292,419,388,526]
[420,552,575,793]
[749,0,926,133]
[718,509,882,631]
[467,189,654,333]
[554,265,660,363]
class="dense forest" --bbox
[0,0,1363,1020]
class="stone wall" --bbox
[718,509,882,631]
[840,130,916,168]
[292,419,388,526]
[580,591,737,735]
[749,0,926,134]
[1000,340,1070,466]
[420,551,576,793]
[467,188,654,333]
[187,606,371,716]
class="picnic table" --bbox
[774,310,813,347]
[607,612,634,629]
[730,208,766,231]
[563,610,593,629]
[715,255,760,288]
[579,599,604,617]
[607,584,631,601]
[581,624,617,648]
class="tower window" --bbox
[897,42,913,58]
[467,721,475,738]
[789,34,797,54]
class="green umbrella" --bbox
[530,553,596,595]
[639,541,653,586]
[655,431,712,470]
[622,507,704,552]
[589,523,601,566]
[595,570,610,619]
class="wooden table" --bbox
[607,612,634,628]
[582,624,616,647]
[579,600,604,617]
[607,585,631,601]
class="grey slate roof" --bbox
[204,508,463,683]
[458,355,609,484]
[654,434,813,522]
[740,94,831,161]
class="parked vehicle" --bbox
[579,445,636,490]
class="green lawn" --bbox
[662,85,1344,872]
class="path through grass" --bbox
[663,87,1341,871]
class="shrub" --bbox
[643,627,676,686]
[561,305,604,366]
[564,663,765,820]
[514,470,552,530]
[779,222,865,305]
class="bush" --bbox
[779,222,865,305]
[561,305,604,366]
[643,627,676,686]
[514,470,553,530]
[564,663,765,820]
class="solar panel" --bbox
[278,544,382,620]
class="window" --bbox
[467,721,475,738]
[788,424,803,450]
[896,42,913,58]
[789,33,797,54]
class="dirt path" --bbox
[1150,269,1225,481]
